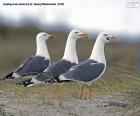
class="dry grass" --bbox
[0,65,140,115]
[0,70,140,115]
[0,26,140,115]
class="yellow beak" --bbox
[109,36,118,46]
[79,33,88,39]
[48,34,56,39]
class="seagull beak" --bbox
[79,33,88,39]
[48,34,56,39]
[108,36,118,46]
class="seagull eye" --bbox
[75,32,78,34]
[43,34,46,36]
[104,34,108,36]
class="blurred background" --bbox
[0,0,140,75]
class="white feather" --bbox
[62,33,79,64]
[36,35,50,59]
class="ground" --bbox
[0,78,139,116]
[0,27,140,116]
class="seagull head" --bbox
[69,29,88,40]
[99,32,118,45]
[37,32,56,41]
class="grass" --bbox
[0,60,140,115]
[95,65,140,115]
[0,102,5,116]
[0,26,140,115]
[0,66,140,115]
[0,63,140,115]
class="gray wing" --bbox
[15,56,50,76]
[62,61,105,82]
[69,60,97,71]
[35,59,76,82]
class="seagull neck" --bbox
[89,37,106,64]
[63,36,78,64]
[36,38,50,59]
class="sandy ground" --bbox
[0,90,130,116]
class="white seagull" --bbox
[1,32,55,80]
[58,32,118,98]
[18,29,88,87]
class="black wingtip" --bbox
[17,79,33,87]
[0,72,15,81]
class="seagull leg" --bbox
[89,85,93,99]
[87,85,96,100]
[79,83,84,98]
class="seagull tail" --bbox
[17,79,34,87]
[57,75,74,83]
[0,72,15,80]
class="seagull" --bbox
[0,32,55,80]
[58,32,118,98]
[18,29,88,87]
